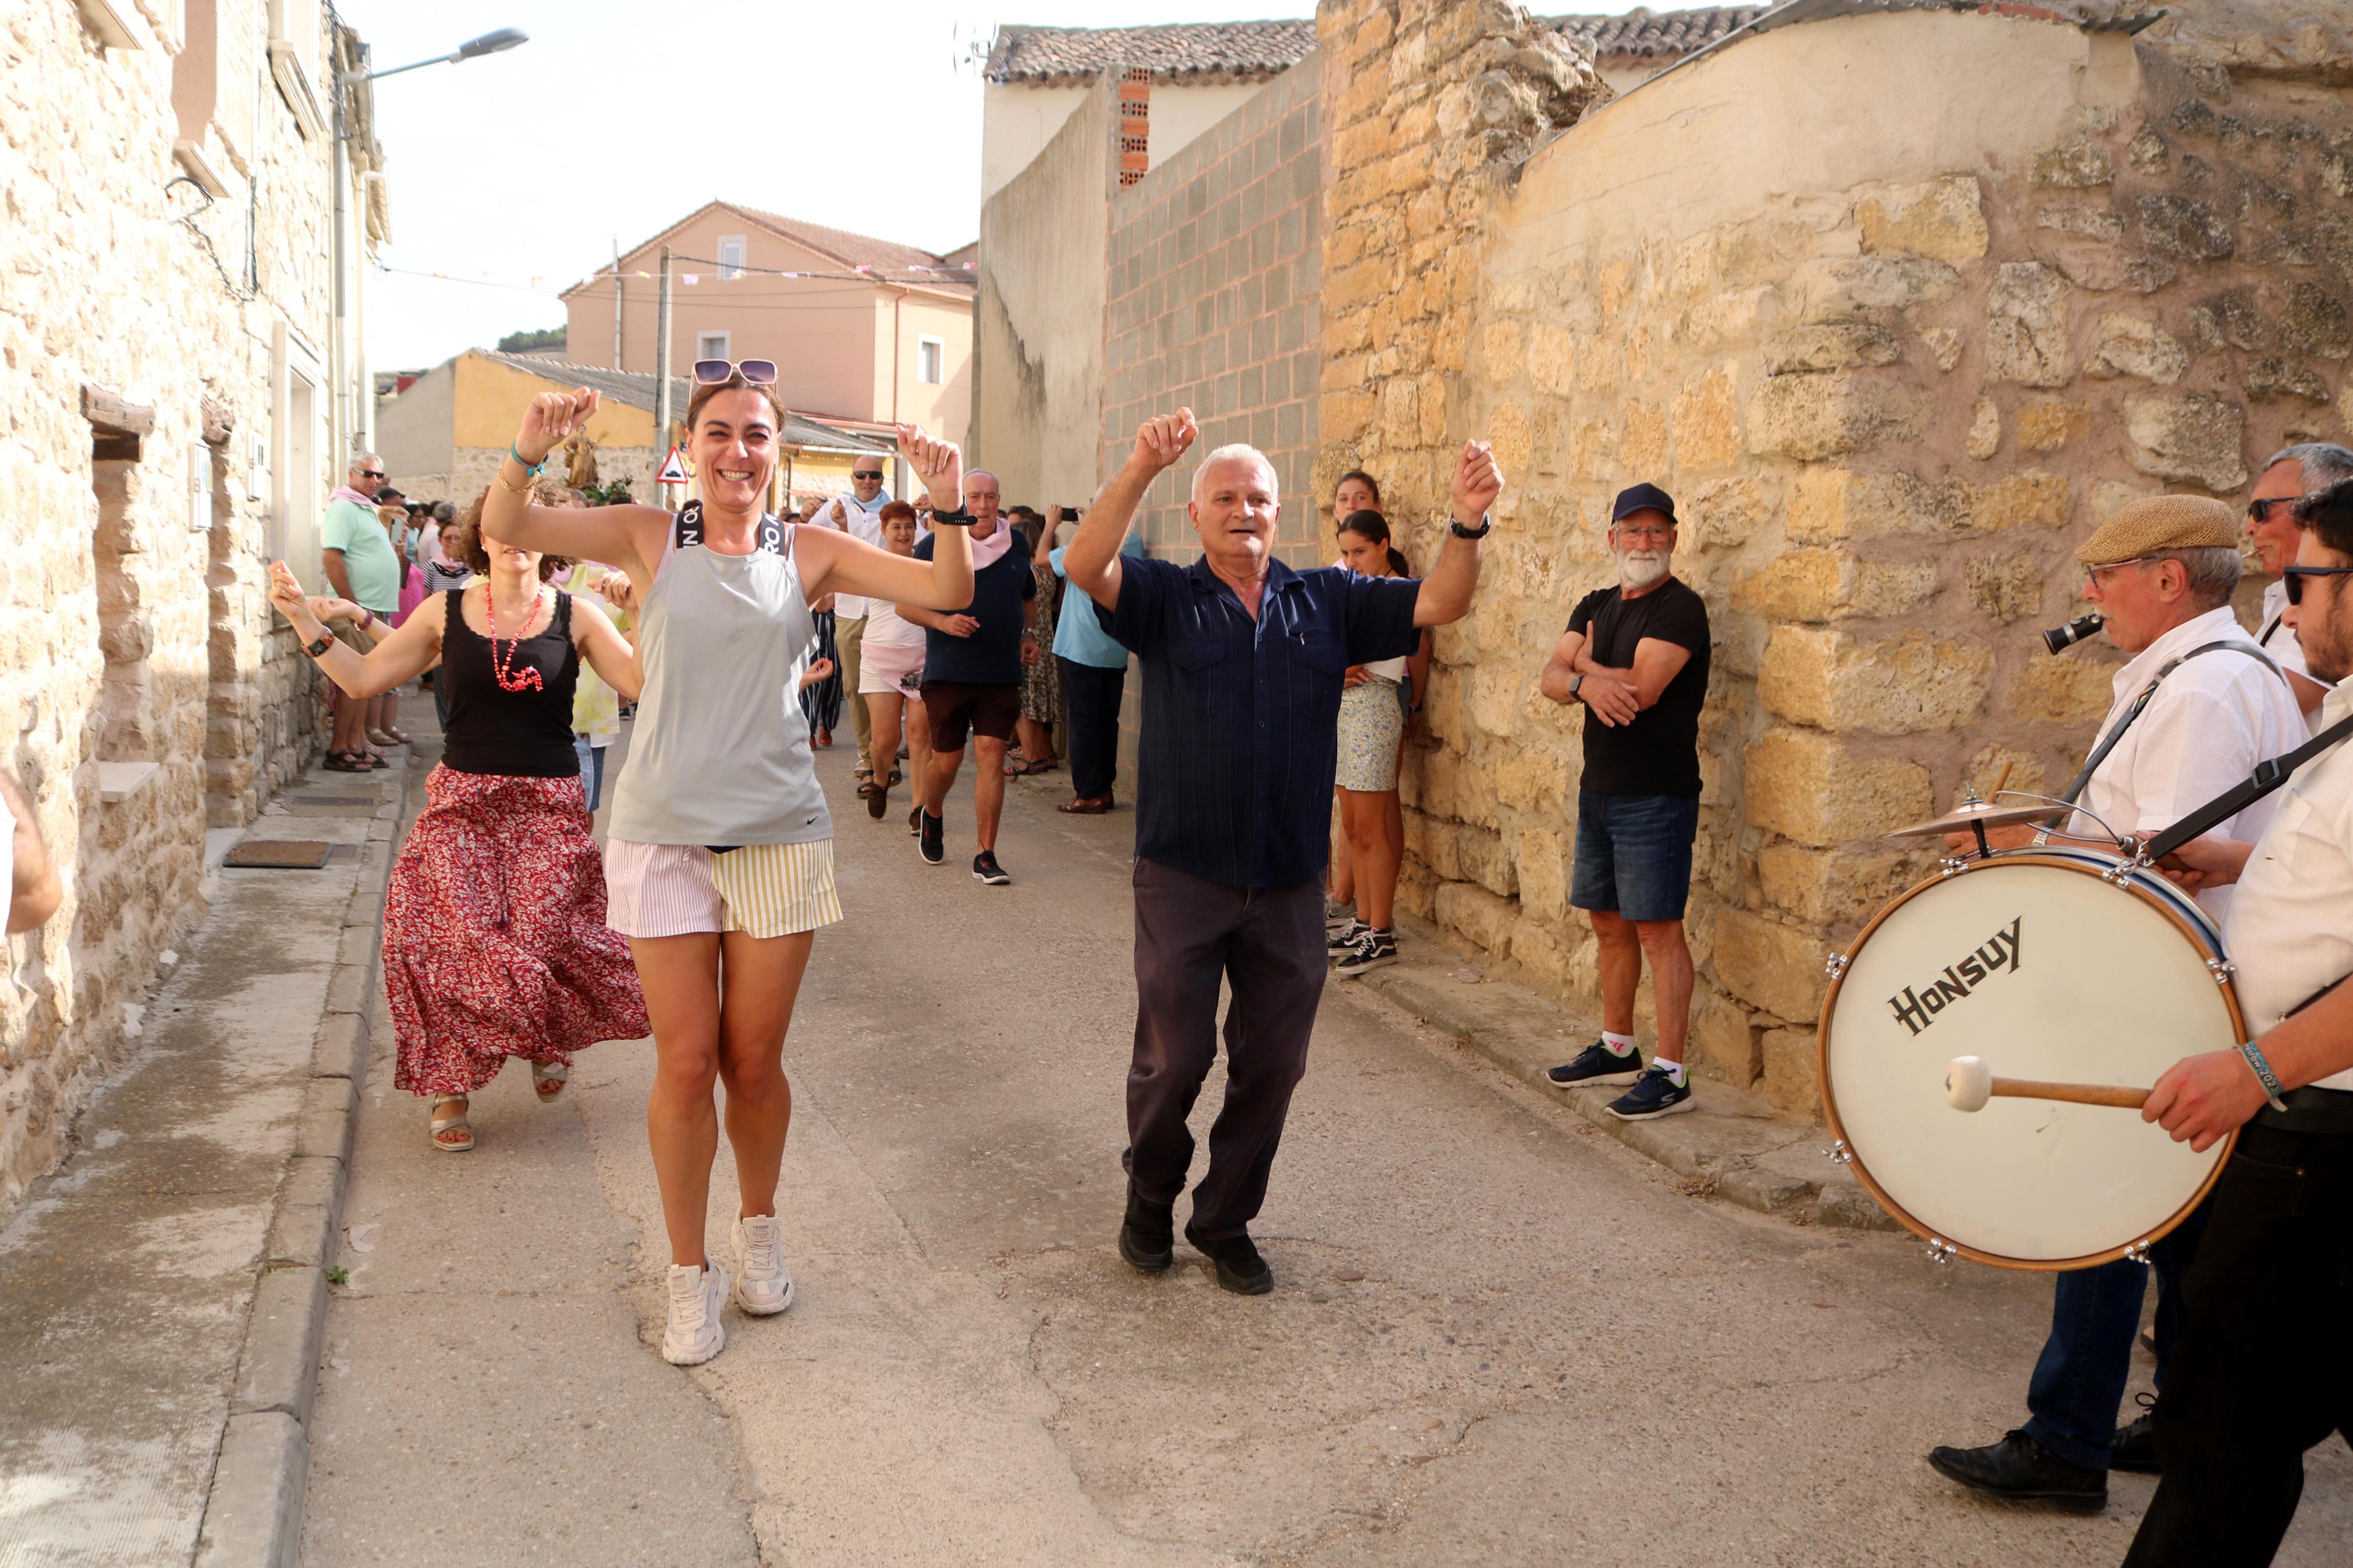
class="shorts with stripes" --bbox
[604,838,843,940]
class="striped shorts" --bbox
[604,838,843,941]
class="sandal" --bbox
[428,1096,474,1152]
[853,766,874,783]
[324,749,371,773]
[1005,756,1060,778]
[531,1062,567,1103]
[367,728,395,747]
[888,768,903,787]
[380,726,413,746]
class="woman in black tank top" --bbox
[268,485,649,1154]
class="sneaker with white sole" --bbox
[732,1215,795,1316]
[662,1261,729,1366]
[1326,918,1366,955]
[1332,927,1398,976]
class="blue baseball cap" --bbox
[1611,483,1677,524]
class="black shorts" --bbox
[921,680,1020,752]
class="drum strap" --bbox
[2142,708,2353,863]
[2059,642,2286,806]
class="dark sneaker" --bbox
[1546,1041,1644,1088]
[1323,898,1355,936]
[1184,1226,1273,1295]
[1332,928,1398,977]
[1326,918,1365,955]
[2110,1393,2158,1474]
[1927,1430,2107,1511]
[919,810,945,865]
[1606,1065,1695,1120]
[1117,1189,1174,1272]
[973,850,1010,886]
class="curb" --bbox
[1348,930,1901,1235]
[194,749,414,1568]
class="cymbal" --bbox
[1883,799,2066,841]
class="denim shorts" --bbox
[1570,789,1699,922]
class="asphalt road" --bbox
[305,724,2352,1566]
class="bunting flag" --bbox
[682,273,700,285]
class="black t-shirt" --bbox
[1566,576,1710,797]
[913,531,1036,685]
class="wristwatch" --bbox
[303,632,335,658]
[932,508,975,528]
[1449,514,1492,541]
[1567,674,1584,701]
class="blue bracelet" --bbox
[508,443,545,475]
[2238,1040,2292,1114]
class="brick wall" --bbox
[1099,54,1326,568]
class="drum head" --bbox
[1821,856,2237,1268]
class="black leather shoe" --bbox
[1184,1226,1273,1295]
[2110,1393,2159,1474]
[1117,1190,1173,1271]
[1926,1430,2106,1511]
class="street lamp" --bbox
[332,27,531,454]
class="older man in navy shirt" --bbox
[1063,408,1503,1293]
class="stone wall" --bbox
[0,3,358,1212]
[1311,0,2353,1118]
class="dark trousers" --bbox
[1059,656,1126,799]
[1124,859,1326,1240]
[2021,1203,2206,1469]
[2124,1125,2353,1568]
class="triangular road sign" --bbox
[657,446,688,485]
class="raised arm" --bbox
[482,389,667,580]
[1068,410,1198,610]
[1411,440,1503,628]
[798,426,973,611]
[268,561,444,698]
[572,595,644,701]
[2,771,62,936]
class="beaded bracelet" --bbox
[2239,1039,2292,1114]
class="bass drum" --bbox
[1816,850,2240,1270]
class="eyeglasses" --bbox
[851,470,884,480]
[1612,523,1674,542]
[2247,496,2308,525]
[692,358,778,386]
[2084,555,2159,587]
[2282,564,2353,603]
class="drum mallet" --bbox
[1944,1055,2150,1112]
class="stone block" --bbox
[1515,826,1571,921]
[2137,192,2233,260]
[2031,141,2114,189]
[1794,257,1961,324]
[1716,911,1828,1026]
[1456,824,1518,898]
[1620,397,1667,474]
[1673,365,1741,469]
[1492,744,1569,813]
[1986,262,2072,387]
[1786,469,1940,543]
[1757,843,1921,929]
[1966,554,2049,624]
[294,1075,354,1164]
[2088,314,2188,384]
[1961,743,2048,802]
[265,1156,343,1268]
[1758,627,1992,734]
[1966,398,2001,460]
[1744,728,1933,847]
[1856,176,1987,261]
[308,1012,367,1082]
[1747,374,1924,461]
[1688,987,1762,1087]
[1760,1026,1824,1120]
[1762,326,1900,375]
[232,1264,328,1425]
[1684,477,1769,550]
[1435,879,1518,956]
[2125,394,2249,492]
[2281,281,2351,360]
[1921,326,1964,372]
[1964,471,2070,532]
[194,1412,306,1568]
[1528,323,1576,395]
[2016,397,2088,453]
[1732,549,1936,623]
[2244,358,2333,404]
[2009,651,2120,726]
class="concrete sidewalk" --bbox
[0,735,409,1566]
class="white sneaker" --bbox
[662,1261,728,1366]
[732,1214,795,1316]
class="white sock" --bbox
[1653,1057,1685,1086]
[1601,1031,1638,1057]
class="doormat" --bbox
[222,840,334,869]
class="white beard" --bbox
[1617,550,1669,590]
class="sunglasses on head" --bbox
[2282,564,2353,603]
[693,358,778,386]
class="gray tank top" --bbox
[609,503,831,847]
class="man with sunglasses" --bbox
[321,452,403,769]
[2245,442,2353,728]
[2116,478,2353,1566]
[822,456,895,785]
[1926,494,2305,1514]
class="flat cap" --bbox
[2075,494,2240,565]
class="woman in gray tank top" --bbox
[479,370,977,1366]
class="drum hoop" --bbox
[1814,852,2242,1271]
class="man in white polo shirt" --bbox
[822,454,894,785]
[2122,477,2353,1567]
[2243,442,2352,730]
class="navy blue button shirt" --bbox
[1102,554,1421,888]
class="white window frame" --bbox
[917,335,945,386]
[696,330,732,365]
[266,0,324,139]
[186,442,211,532]
[717,235,747,282]
[271,319,324,568]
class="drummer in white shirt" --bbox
[2121,478,2353,1567]
[2245,443,2353,730]
[821,457,896,789]
[1927,494,2306,1511]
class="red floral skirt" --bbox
[384,766,650,1097]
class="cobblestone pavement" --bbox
[304,726,2351,1566]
